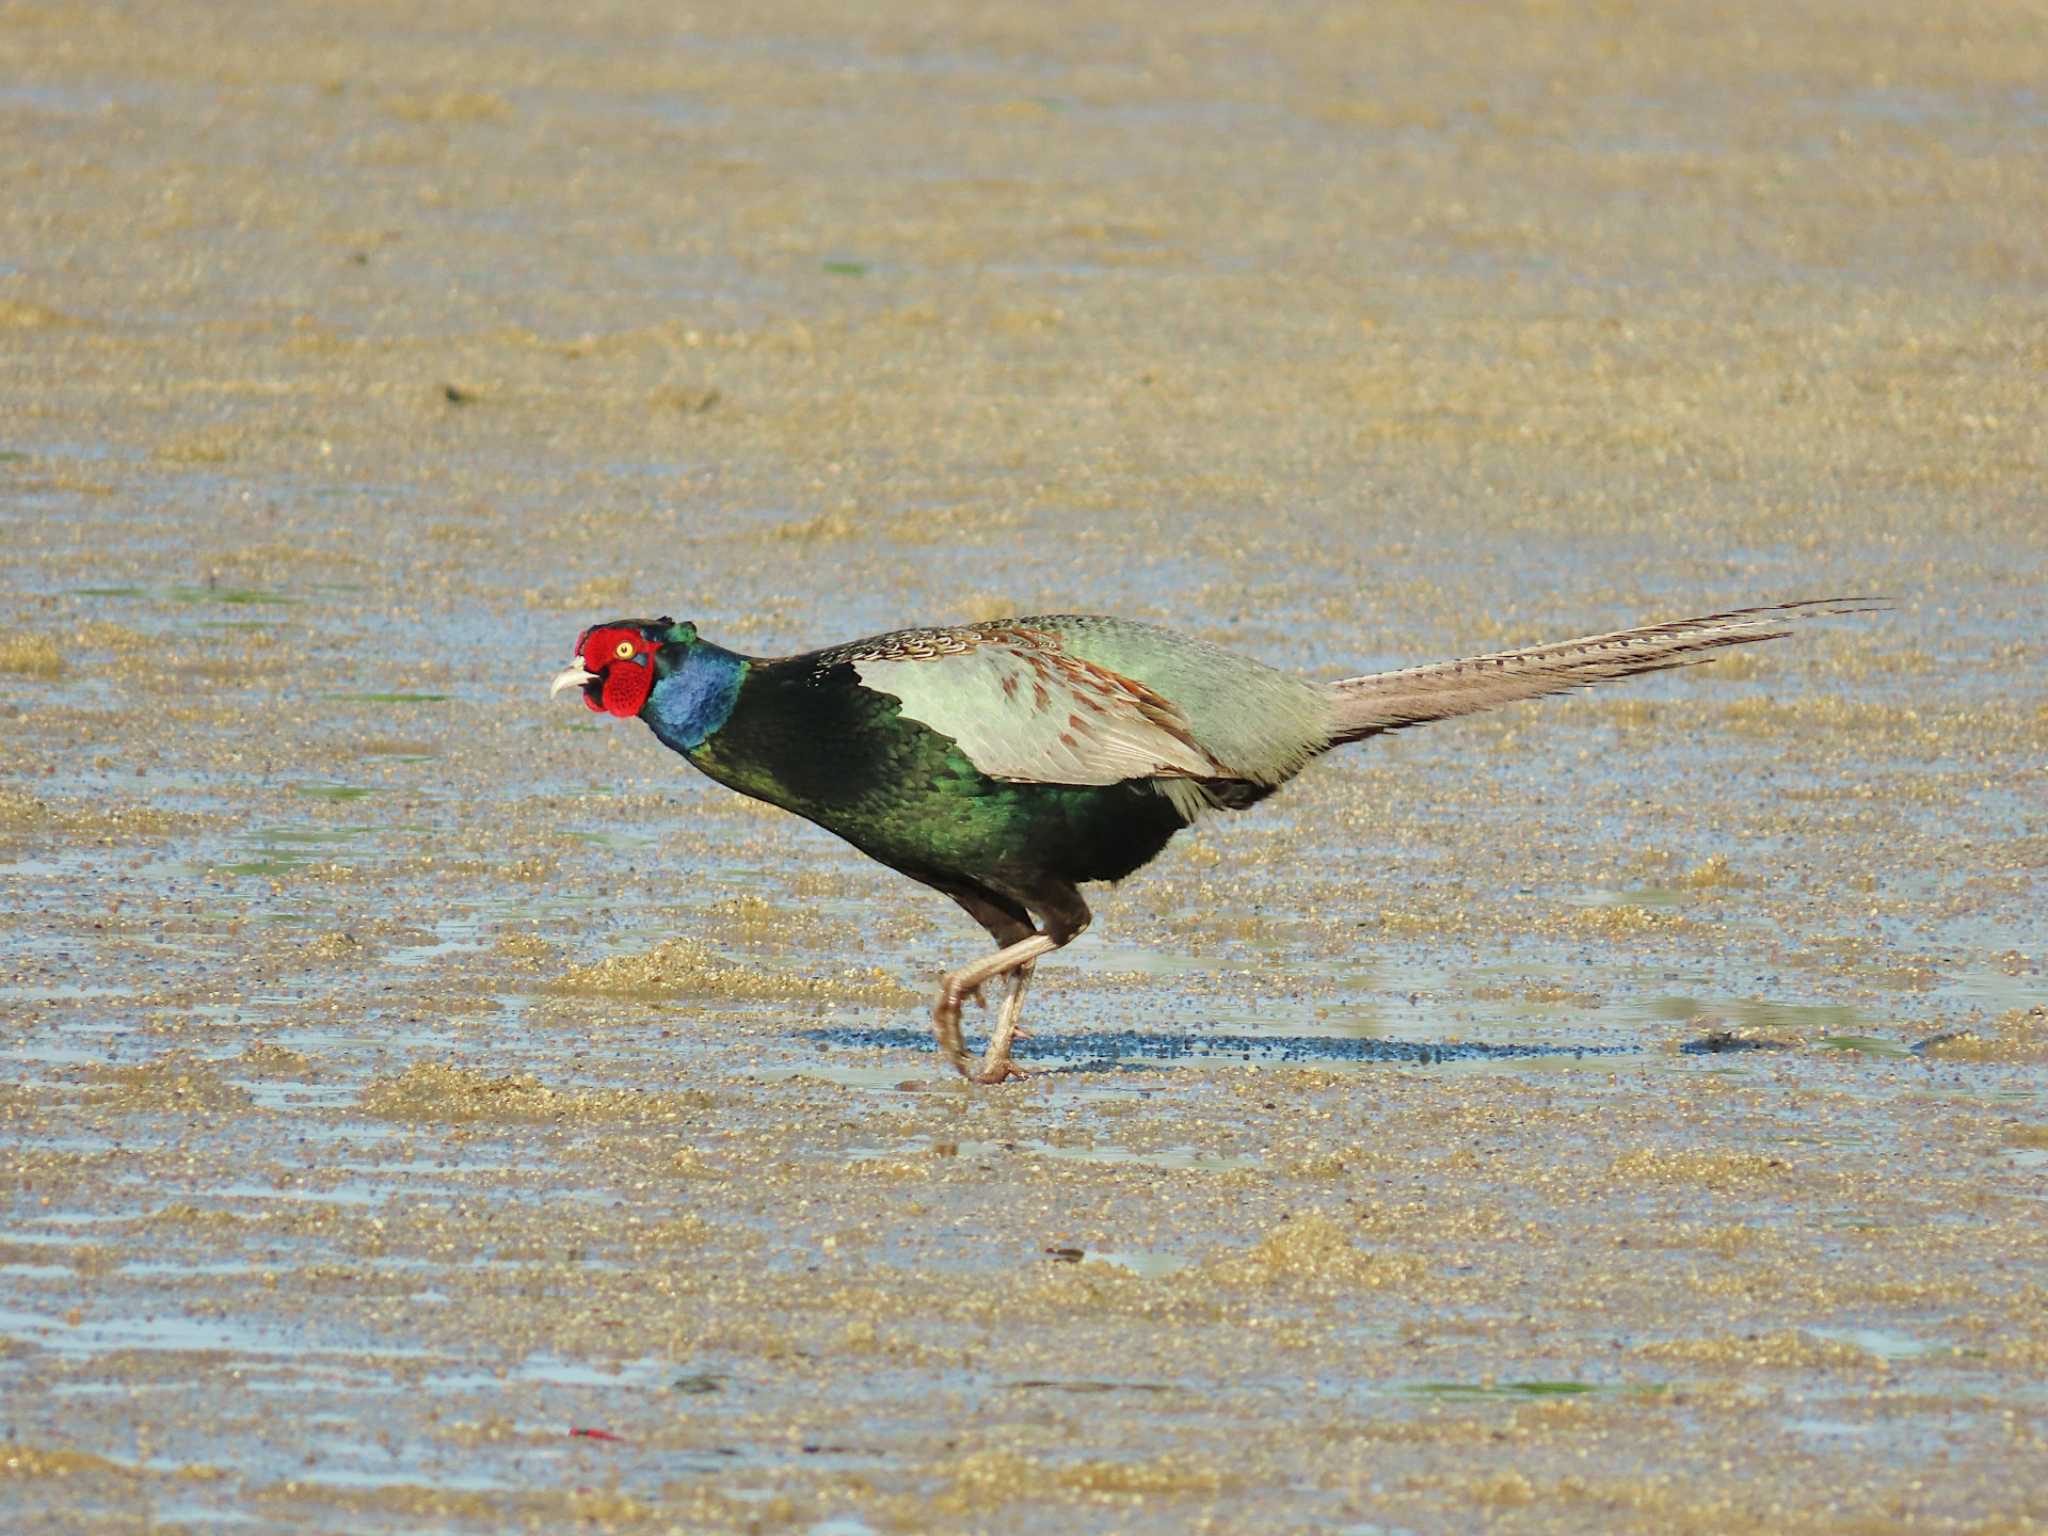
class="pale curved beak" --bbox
[550,664,597,699]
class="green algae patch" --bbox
[550,934,919,1005]
[360,1061,714,1126]
[166,583,298,606]
[1818,1034,1915,1057]
[297,782,378,802]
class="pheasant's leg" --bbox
[973,962,1036,1085]
[950,880,1091,1085]
[920,882,1037,1077]
[922,879,1089,1083]
[932,933,1056,1076]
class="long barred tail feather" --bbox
[1327,597,1885,745]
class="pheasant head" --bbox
[551,618,697,717]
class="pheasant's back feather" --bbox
[846,625,1227,787]
[822,615,1336,790]
[1026,616,1334,785]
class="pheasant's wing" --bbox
[843,623,1232,785]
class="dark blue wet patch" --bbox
[1678,1031,1794,1054]
[796,1026,1640,1070]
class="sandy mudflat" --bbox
[2,2,2044,1531]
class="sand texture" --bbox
[2,1,2044,1531]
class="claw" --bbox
[927,932,1058,1083]
[971,1058,1030,1085]
[930,987,971,1079]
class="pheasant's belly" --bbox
[686,707,1187,889]
[842,778,1187,888]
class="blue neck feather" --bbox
[645,642,746,752]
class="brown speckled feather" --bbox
[1328,598,1883,742]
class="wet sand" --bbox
[3,1,2044,1531]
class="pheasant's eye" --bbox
[613,641,636,660]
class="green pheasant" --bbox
[551,600,1870,1083]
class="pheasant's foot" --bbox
[968,962,1038,1086]
[931,933,1057,1083]
[971,1056,1030,1086]
[930,989,971,1078]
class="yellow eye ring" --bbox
[613,641,636,660]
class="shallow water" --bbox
[4,1,2045,1532]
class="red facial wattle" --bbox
[579,626,658,717]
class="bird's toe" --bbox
[930,992,971,1077]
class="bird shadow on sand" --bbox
[797,1026,1640,1074]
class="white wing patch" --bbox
[851,626,1230,786]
